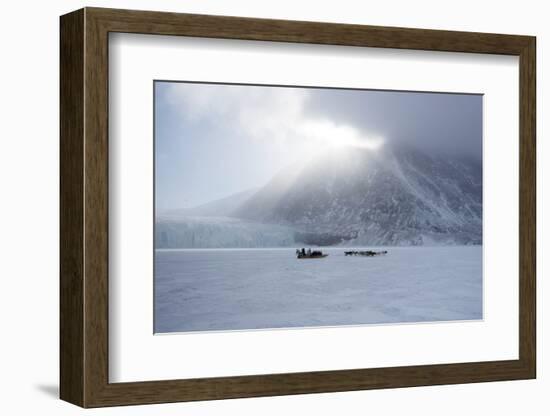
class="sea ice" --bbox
[154,246,482,333]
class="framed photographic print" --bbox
[60,7,536,408]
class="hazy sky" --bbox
[155,81,482,212]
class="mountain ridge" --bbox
[156,144,482,248]
[233,144,482,246]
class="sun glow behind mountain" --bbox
[157,82,435,209]
[161,82,384,154]
[299,119,384,151]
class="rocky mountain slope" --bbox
[156,144,482,247]
[233,144,482,246]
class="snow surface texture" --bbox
[154,246,482,333]
[157,145,482,248]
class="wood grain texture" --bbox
[59,7,537,408]
[88,7,532,54]
[518,38,536,375]
[59,8,84,407]
[83,10,110,406]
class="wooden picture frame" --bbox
[60,7,536,408]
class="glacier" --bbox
[156,216,297,248]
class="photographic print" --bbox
[154,81,483,334]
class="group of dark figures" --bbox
[296,248,326,258]
[295,248,388,258]
[344,250,388,257]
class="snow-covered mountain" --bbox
[156,144,482,248]
[233,144,482,246]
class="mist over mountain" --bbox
[162,188,257,218]
[156,143,482,248]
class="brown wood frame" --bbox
[60,7,536,408]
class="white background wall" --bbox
[0,0,545,414]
